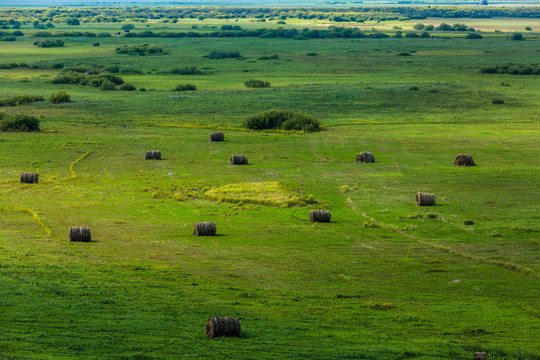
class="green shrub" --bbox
[492,98,504,104]
[100,80,116,91]
[0,114,40,132]
[0,94,44,107]
[174,83,197,91]
[509,33,524,41]
[49,91,71,103]
[206,51,241,59]
[244,79,271,88]
[244,110,320,132]
[398,52,411,56]
[119,83,136,91]
[258,55,279,60]
[37,39,64,48]
[413,23,425,30]
[104,65,120,73]
[170,66,204,75]
[466,33,482,39]
[116,44,164,55]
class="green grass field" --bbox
[0,14,539,360]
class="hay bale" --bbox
[416,192,435,206]
[115,32,121,35]
[474,353,487,360]
[205,317,241,338]
[210,132,224,142]
[20,172,38,184]
[145,150,161,160]
[230,155,248,165]
[310,210,331,223]
[93,42,100,46]
[193,221,216,236]
[454,153,475,166]
[33,41,39,46]
[69,227,91,242]
[356,152,375,163]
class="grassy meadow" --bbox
[0,13,539,360]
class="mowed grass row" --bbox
[0,123,538,359]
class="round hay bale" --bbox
[193,221,216,236]
[416,192,435,206]
[230,155,248,165]
[454,153,475,166]
[69,227,91,242]
[474,353,487,360]
[20,172,38,184]
[356,152,375,163]
[310,210,331,223]
[93,42,100,46]
[210,132,224,142]
[205,317,241,338]
[145,150,162,160]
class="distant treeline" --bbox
[0,6,538,27]
[24,27,475,41]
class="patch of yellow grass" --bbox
[204,181,316,208]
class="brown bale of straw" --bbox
[69,227,91,242]
[205,317,241,338]
[193,221,216,236]
[473,353,487,360]
[20,172,38,184]
[230,155,248,165]
[356,152,375,163]
[416,192,435,206]
[454,153,475,166]
[210,132,224,142]
[310,210,331,223]
[145,150,162,160]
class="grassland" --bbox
[0,13,539,360]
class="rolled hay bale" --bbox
[454,153,475,166]
[93,42,100,46]
[193,221,216,236]
[20,172,38,184]
[230,155,248,165]
[416,192,435,206]
[210,132,224,142]
[474,353,487,360]
[145,150,162,160]
[310,210,331,223]
[205,317,241,338]
[69,227,91,242]
[356,152,375,163]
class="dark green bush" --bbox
[244,79,271,88]
[170,66,204,75]
[37,39,64,48]
[116,44,164,55]
[119,83,136,91]
[466,33,482,39]
[206,51,241,59]
[49,91,70,103]
[104,65,120,73]
[174,83,197,91]
[100,80,116,91]
[0,94,44,107]
[244,110,320,132]
[0,114,40,132]
[509,32,524,40]
[492,98,504,104]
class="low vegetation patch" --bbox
[244,79,271,88]
[244,110,320,132]
[115,44,164,55]
[0,94,44,107]
[174,83,197,91]
[49,91,70,103]
[480,63,540,75]
[170,66,205,75]
[204,181,316,207]
[258,54,279,60]
[205,50,242,59]
[0,113,40,132]
[37,39,64,48]
[52,71,125,90]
